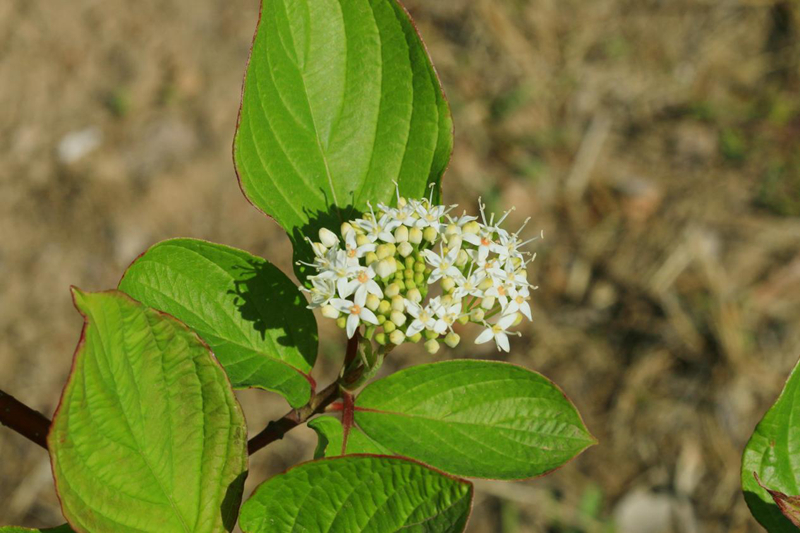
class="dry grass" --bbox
[1,0,799,531]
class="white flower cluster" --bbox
[300,189,539,353]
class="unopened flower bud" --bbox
[356,234,370,247]
[512,257,522,268]
[385,283,400,298]
[376,244,392,260]
[318,228,339,248]
[414,272,425,286]
[336,316,347,329]
[445,223,460,237]
[394,226,409,243]
[447,236,462,251]
[405,280,417,290]
[409,332,422,343]
[425,329,439,340]
[376,258,397,278]
[365,252,378,265]
[407,288,422,303]
[423,226,438,242]
[375,332,387,345]
[405,256,416,269]
[389,330,406,345]
[441,277,456,292]
[440,294,453,306]
[321,305,339,319]
[391,295,405,312]
[481,296,496,310]
[517,269,528,280]
[397,241,413,258]
[341,222,355,237]
[377,314,387,325]
[478,278,494,291]
[409,227,423,244]
[398,197,408,208]
[378,300,392,315]
[463,221,480,234]
[513,313,524,326]
[457,313,470,325]
[390,310,407,327]
[470,308,485,322]
[444,332,461,348]
[366,294,381,311]
[383,320,397,334]
[385,243,397,257]
[424,339,440,354]
[414,261,426,273]
[404,269,414,280]
[456,250,469,267]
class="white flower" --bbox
[484,281,514,308]
[496,258,529,288]
[504,285,532,321]
[354,204,396,243]
[343,229,376,264]
[404,300,437,337]
[432,300,463,334]
[341,266,383,301]
[452,269,486,300]
[330,291,379,338]
[462,228,504,263]
[474,313,517,352]
[448,211,478,229]
[381,200,419,229]
[413,201,451,229]
[301,276,336,308]
[316,250,356,297]
[423,246,462,284]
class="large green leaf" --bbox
[119,238,316,408]
[742,356,800,532]
[233,0,453,279]
[355,360,597,480]
[49,289,248,533]
[0,526,74,532]
[239,455,472,533]
[308,415,392,458]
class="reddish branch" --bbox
[0,389,51,450]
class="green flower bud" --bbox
[396,280,406,291]
[377,314,387,325]
[512,256,522,268]
[414,261,426,273]
[365,252,378,265]
[385,283,400,298]
[446,235,462,251]
[321,305,339,319]
[404,269,414,280]
[407,288,422,303]
[518,268,528,280]
[341,222,355,236]
[478,278,494,291]
[378,300,392,315]
[376,258,397,279]
[366,294,380,311]
[389,330,406,345]
[405,280,417,290]
[391,295,405,312]
[425,329,438,340]
[441,277,456,292]
[444,332,461,348]
[513,313,524,326]
[423,226,438,242]
[456,250,469,267]
[356,234,370,247]
[409,333,422,343]
[414,272,425,286]
[445,223,460,237]
[394,225,409,243]
[398,197,408,208]
[404,256,416,269]
[390,310,407,327]
[336,317,347,329]
[440,294,453,306]
[397,241,413,258]
[383,320,396,333]
[409,227,423,244]
[457,313,470,325]
[424,339,440,354]
[481,296,496,310]
[394,270,404,280]
[463,221,480,234]
[375,332,387,345]
[386,243,397,257]
[376,244,392,260]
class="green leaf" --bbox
[239,455,472,533]
[355,360,597,480]
[307,416,392,458]
[0,526,74,533]
[49,289,249,533]
[233,0,453,280]
[119,238,317,408]
[742,356,800,532]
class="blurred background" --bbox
[1,0,799,531]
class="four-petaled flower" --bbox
[330,291,379,339]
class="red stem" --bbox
[0,389,51,450]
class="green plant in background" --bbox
[0,1,597,532]
[743,357,800,531]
